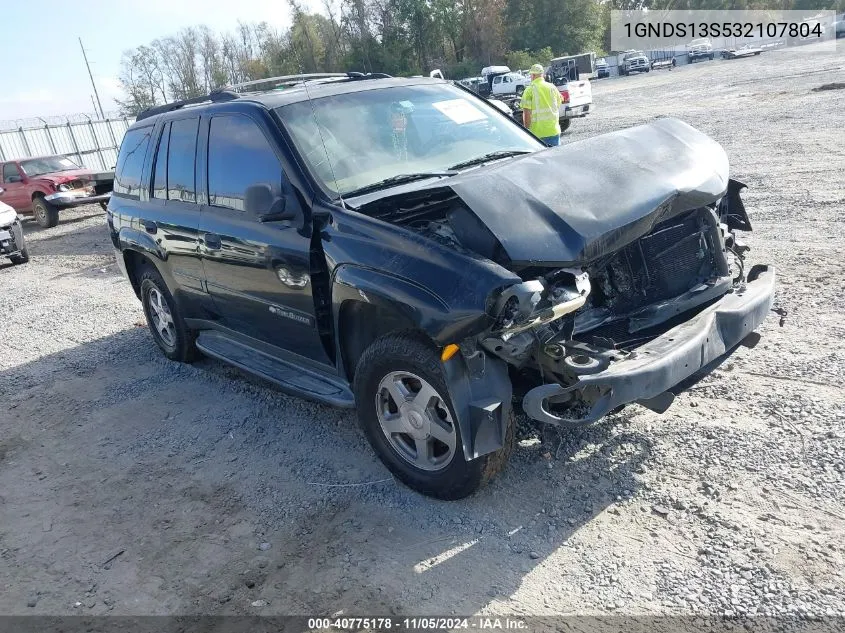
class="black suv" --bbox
[108,73,774,499]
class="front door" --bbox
[0,163,29,211]
[198,112,331,367]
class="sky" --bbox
[0,0,304,122]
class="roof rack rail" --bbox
[136,89,238,121]
[226,73,347,93]
[225,71,393,93]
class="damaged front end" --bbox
[351,117,774,445]
[480,193,773,427]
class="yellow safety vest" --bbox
[519,78,562,138]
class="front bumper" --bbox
[523,265,775,425]
[0,220,25,256]
[44,191,111,208]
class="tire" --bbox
[9,245,29,265]
[353,332,514,500]
[32,196,59,228]
[709,53,714,60]
[139,264,197,363]
[559,118,571,133]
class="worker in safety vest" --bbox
[519,63,563,146]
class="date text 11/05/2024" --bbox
[624,21,823,40]
[308,617,528,630]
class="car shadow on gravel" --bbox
[0,329,651,616]
[25,222,113,258]
[21,210,105,235]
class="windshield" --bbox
[278,83,542,197]
[20,157,80,177]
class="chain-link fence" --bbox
[0,112,136,172]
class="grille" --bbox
[595,208,718,314]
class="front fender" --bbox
[332,264,493,346]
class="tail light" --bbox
[560,89,570,104]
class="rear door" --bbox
[198,110,331,367]
[143,116,208,307]
[0,163,29,211]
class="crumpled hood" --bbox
[34,169,98,184]
[446,117,730,266]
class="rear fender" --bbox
[117,227,175,296]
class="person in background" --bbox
[519,63,563,146]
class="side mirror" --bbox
[244,183,294,222]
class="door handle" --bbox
[204,233,222,250]
[143,220,157,234]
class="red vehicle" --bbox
[0,155,113,228]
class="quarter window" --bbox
[166,118,199,203]
[207,115,283,212]
[113,127,153,197]
[152,123,170,200]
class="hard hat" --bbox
[530,63,544,75]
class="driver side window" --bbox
[207,114,284,214]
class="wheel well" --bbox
[338,300,419,381]
[122,250,151,299]
[31,191,45,200]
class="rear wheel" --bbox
[353,333,513,499]
[32,197,59,228]
[139,265,197,362]
[559,118,571,133]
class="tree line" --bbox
[117,0,844,115]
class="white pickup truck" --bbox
[553,77,592,131]
[618,50,650,75]
[490,72,530,96]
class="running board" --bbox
[195,331,355,408]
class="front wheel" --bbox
[32,197,59,228]
[9,245,29,265]
[353,333,513,499]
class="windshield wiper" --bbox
[344,171,457,198]
[448,149,533,171]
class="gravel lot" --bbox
[1,45,843,621]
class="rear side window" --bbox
[167,118,199,203]
[2,163,19,182]
[113,127,153,197]
[207,115,283,212]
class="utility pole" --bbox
[79,38,105,119]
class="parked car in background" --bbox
[687,38,715,62]
[721,45,763,59]
[0,156,113,228]
[595,58,610,78]
[490,72,530,96]
[618,50,650,75]
[552,74,592,131]
[833,14,844,38]
[0,200,28,265]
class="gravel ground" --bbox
[1,45,843,622]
